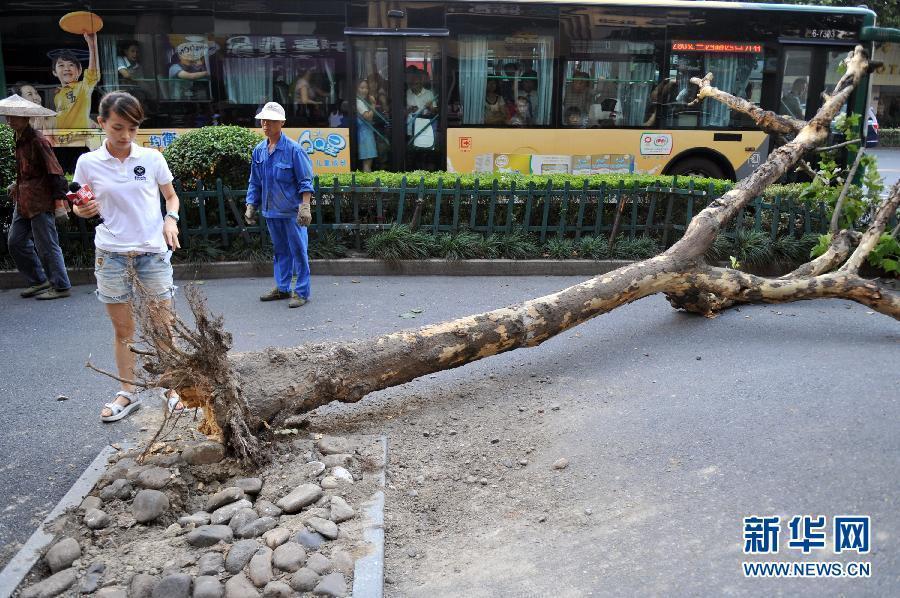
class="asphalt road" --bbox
[0,275,897,595]
[870,147,900,190]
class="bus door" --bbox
[348,32,446,171]
[778,43,858,121]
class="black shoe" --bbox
[260,288,291,301]
[20,281,50,298]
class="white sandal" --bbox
[165,389,185,415]
[101,391,141,422]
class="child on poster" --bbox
[52,33,100,129]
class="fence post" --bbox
[575,179,588,239]
[628,180,638,239]
[433,178,444,234]
[593,182,606,237]
[397,176,407,225]
[524,182,535,235]
[540,180,553,242]
[661,181,675,247]
[487,179,498,234]
[644,182,657,240]
[505,180,516,233]
[451,178,461,232]
[469,178,480,231]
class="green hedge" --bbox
[163,125,263,189]
[0,124,13,192]
[879,128,900,148]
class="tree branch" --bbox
[689,72,806,136]
[85,360,149,388]
[841,181,900,273]
[816,138,862,153]
[830,148,866,233]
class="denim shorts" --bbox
[94,248,176,304]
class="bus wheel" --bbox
[668,157,726,180]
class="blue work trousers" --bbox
[266,216,310,298]
[7,205,71,290]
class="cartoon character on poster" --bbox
[167,35,218,100]
[53,11,102,129]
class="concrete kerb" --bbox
[0,259,639,290]
[352,435,388,598]
[0,443,130,598]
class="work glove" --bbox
[297,202,312,227]
[244,203,257,225]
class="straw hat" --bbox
[255,102,286,121]
[0,94,58,117]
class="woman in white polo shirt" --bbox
[72,91,184,421]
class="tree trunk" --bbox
[139,46,897,462]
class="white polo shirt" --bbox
[73,142,174,253]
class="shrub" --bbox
[309,230,349,259]
[705,233,732,262]
[365,225,434,261]
[434,231,483,260]
[730,229,773,268]
[0,123,14,202]
[163,126,263,189]
[612,236,659,259]
[495,229,540,259]
[544,237,576,259]
[474,234,501,259]
[576,235,610,259]
[772,233,819,264]
[879,128,900,148]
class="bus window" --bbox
[452,34,555,126]
[666,43,764,128]
[562,41,659,129]
[780,49,812,120]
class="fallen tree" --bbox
[127,46,896,463]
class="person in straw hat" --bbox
[1,94,72,299]
[244,101,314,308]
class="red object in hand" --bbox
[66,182,95,206]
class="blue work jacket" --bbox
[246,134,314,219]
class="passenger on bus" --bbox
[564,71,593,124]
[509,96,532,127]
[780,77,807,119]
[293,69,324,123]
[643,78,677,127]
[116,41,143,81]
[9,82,54,130]
[499,62,520,104]
[520,70,539,119]
[484,79,507,126]
[565,106,584,128]
[406,67,437,116]
[356,80,378,172]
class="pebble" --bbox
[99,479,133,501]
[300,461,326,478]
[288,568,319,592]
[84,508,111,530]
[193,575,224,598]
[263,527,290,549]
[133,489,170,524]
[293,530,326,550]
[248,547,274,587]
[329,497,355,523]
[78,562,106,594]
[164,522,183,537]
[229,508,259,532]
[320,477,339,490]
[198,552,225,575]
[224,573,260,598]
[551,404,561,411]
[135,467,172,490]
[102,458,135,482]
[330,467,354,484]
[210,499,253,525]
[519,459,528,466]
[316,436,351,455]
[312,572,347,597]
[206,487,246,512]
[45,537,80,573]
[276,483,323,513]
[80,496,102,512]
[305,553,331,575]
[234,477,263,495]
[254,500,283,518]
[225,540,261,573]
[329,549,354,575]
[553,458,570,470]
[182,440,226,465]
[185,525,234,547]
[236,516,277,539]
[178,511,211,527]
[20,568,77,598]
[306,517,338,540]
[272,542,306,572]
[125,465,151,482]
[321,454,353,468]
[95,588,128,598]
[129,573,156,598]
[151,573,191,598]
[262,580,293,598]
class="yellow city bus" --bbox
[0,1,886,179]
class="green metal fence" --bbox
[0,176,840,255]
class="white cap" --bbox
[255,101,286,121]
